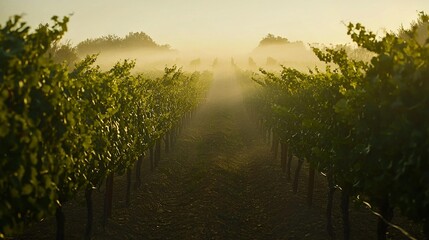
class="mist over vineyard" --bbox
[47,31,328,73]
[1,1,429,240]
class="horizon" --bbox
[1,1,428,56]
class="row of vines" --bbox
[241,13,429,240]
[0,16,211,239]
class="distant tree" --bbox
[230,57,236,66]
[331,44,374,62]
[75,32,170,56]
[398,12,429,45]
[122,32,166,49]
[259,33,290,46]
[248,57,257,69]
[344,46,374,62]
[266,56,277,66]
[76,34,121,55]
[47,41,79,69]
[190,58,201,68]
[212,58,218,67]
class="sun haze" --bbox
[1,0,428,58]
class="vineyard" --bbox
[0,16,211,239]
[1,11,429,240]
[242,13,429,240]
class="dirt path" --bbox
[94,67,339,240]
[21,67,421,240]
[96,68,286,239]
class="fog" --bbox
[2,0,427,73]
[86,40,326,73]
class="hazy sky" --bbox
[1,0,428,55]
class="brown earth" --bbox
[19,67,422,240]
